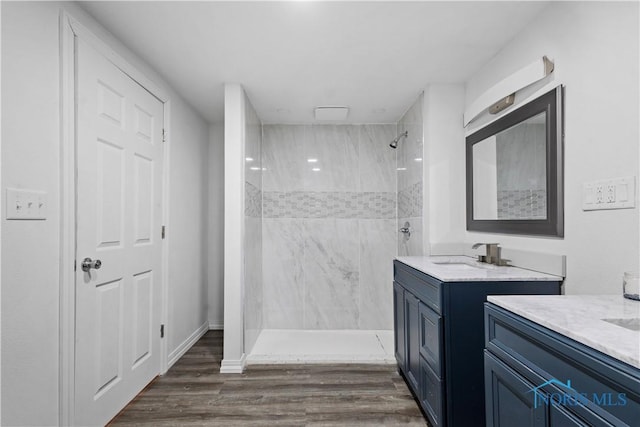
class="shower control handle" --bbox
[399,221,411,238]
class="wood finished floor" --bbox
[109,331,429,426]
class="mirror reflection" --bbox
[472,112,547,220]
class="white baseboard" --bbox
[220,354,246,374]
[208,322,224,330]
[167,321,209,369]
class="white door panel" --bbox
[75,38,163,426]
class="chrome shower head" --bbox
[389,131,408,149]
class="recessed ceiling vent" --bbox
[314,106,349,121]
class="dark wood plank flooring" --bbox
[109,330,429,426]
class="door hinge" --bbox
[74,260,77,272]
[160,324,165,338]
[161,225,166,239]
[162,129,166,142]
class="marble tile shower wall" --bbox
[262,124,397,330]
[244,97,263,354]
[397,94,424,257]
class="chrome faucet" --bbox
[472,243,508,266]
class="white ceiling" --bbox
[79,1,549,124]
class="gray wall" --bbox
[1,3,210,424]
[208,124,225,329]
[464,1,639,294]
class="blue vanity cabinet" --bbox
[393,260,562,427]
[484,303,640,427]
[405,292,421,392]
[393,281,406,371]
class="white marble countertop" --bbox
[396,255,563,282]
[488,295,640,369]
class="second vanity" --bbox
[393,256,563,427]
[484,295,640,427]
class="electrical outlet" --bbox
[606,185,616,203]
[583,176,636,211]
[595,185,604,204]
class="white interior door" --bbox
[74,37,164,426]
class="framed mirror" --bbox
[466,86,564,237]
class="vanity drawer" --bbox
[419,301,443,377]
[485,304,640,426]
[394,260,441,313]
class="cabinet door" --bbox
[419,302,442,377]
[393,281,406,370]
[485,351,548,427]
[421,357,445,427]
[405,291,421,393]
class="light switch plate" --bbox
[582,176,636,211]
[6,188,47,220]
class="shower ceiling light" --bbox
[314,106,349,121]
[307,158,318,163]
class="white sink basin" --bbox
[431,262,483,270]
[431,259,473,265]
[430,258,499,270]
[441,263,482,270]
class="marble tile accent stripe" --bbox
[398,181,422,218]
[497,189,546,219]
[263,191,396,219]
[245,181,262,218]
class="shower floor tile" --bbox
[247,329,396,364]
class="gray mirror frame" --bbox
[466,86,564,237]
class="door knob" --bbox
[81,257,102,272]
